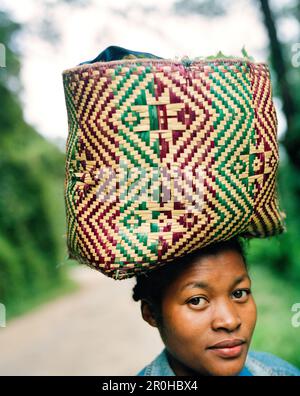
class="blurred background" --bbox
[0,0,299,375]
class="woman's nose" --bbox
[211,300,242,332]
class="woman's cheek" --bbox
[167,304,209,337]
[240,298,257,333]
[182,305,208,327]
[248,298,257,329]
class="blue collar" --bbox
[238,365,252,376]
[138,348,253,376]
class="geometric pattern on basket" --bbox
[62,58,285,280]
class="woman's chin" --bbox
[214,362,245,376]
[202,355,247,376]
[201,344,248,376]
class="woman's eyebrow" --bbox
[180,274,250,292]
[180,281,210,292]
[232,274,251,287]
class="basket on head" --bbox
[62,46,285,280]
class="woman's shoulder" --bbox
[136,367,147,376]
[136,349,175,376]
[246,350,300,376]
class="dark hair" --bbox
[132,237,247,327]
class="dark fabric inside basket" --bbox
[79,45,163,65]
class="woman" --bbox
[132,238,300,376]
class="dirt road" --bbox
[0,266,164,375]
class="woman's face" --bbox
[144,249,257,376]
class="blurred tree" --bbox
[0,11,21,92]
[258,0,300,169]
[256,0,300,277]
[0,9,72,318]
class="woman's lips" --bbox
[207,339,246,358]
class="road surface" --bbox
[0,266,164,375]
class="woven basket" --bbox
[62,48,285,280]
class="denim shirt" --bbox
[137,348,300,376]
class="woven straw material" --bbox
[62,57,285,280]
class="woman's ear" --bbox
[141,299,158,328]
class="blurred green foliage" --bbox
[0,10,75,319]
[250,265,300,368]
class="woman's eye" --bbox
[187,297,208,307]
[232,289,251,301]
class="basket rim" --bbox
[62,56,268,75]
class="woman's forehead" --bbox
[171,250,248,288]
